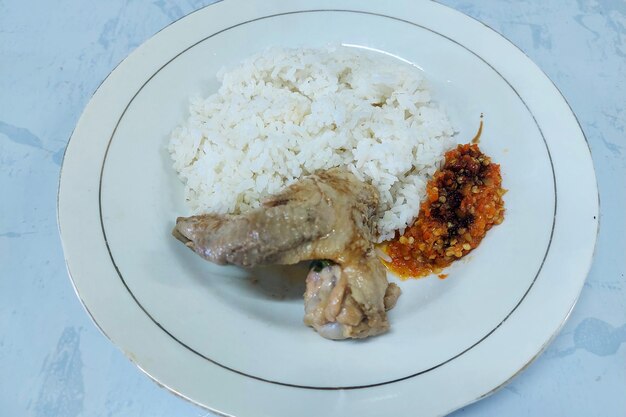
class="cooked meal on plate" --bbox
[168,46,505,339]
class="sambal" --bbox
[384,143,505,278]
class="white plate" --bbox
[57,1,599,416]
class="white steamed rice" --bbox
[168,46,455,242]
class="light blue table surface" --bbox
[1,1,625,416]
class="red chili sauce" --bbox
[384,143,505,279]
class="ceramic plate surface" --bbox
[58,1,598,416]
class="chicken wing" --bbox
[173,168,400,339]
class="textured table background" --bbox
[1,1,625,416]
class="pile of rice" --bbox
[168,46,455,241]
